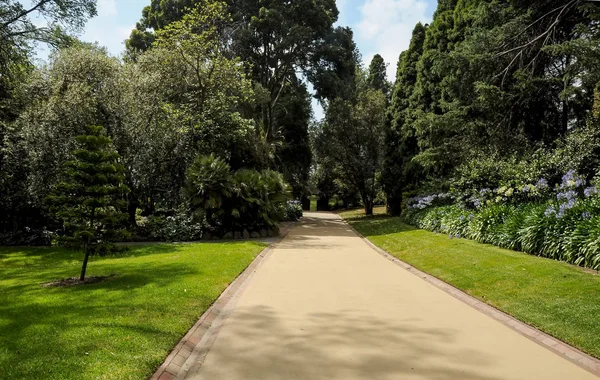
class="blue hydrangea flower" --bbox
[536,178,549,190]
[557,190,577,201]
[582,212,591,220]
[584,187,598,198]
[545,206,556,218]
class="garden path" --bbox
[178,212,598,380]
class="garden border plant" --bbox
[405,169,600,269]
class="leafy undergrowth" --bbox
[340,207,600,359]
[0,241,266,379]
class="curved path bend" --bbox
[180,212,598,380]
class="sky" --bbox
[36,0,437,118]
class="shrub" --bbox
[184,155,291,233]
[0,228,53,246]
[282,200,303,221]
[404,170,600,269]
[141,211,205,242]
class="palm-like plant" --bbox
[184,154,234,225]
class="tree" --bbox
[14,45,121,213]
[0,1,98,237]
[308,26,359,104]
[127,0,340,196]
[382,23,426,215]
[272,79,313,198]
[119,2,255,219]
[366,54,390,97]
[126,0,196,52]
[48,126,129,281]
[317,68,387,215]
[142,1,255,202]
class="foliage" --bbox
[313,62,388,215]
[0,227,52,246]
[184,155,291,232]
[281,200,303,221]
[47,126,129,280]
[405,169,600,269]
[141,211,205,242]
[382,0,600,215]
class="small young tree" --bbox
[49,126,129,281]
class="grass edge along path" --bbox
[339,207,600,360]
[0,241,267,380]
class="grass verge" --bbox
[0,241,267,379]
[340,207,600,359]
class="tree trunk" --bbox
[301,195,311,211]
[364,202,374,216]
[386,194,402,216]
[127,193,139,227]
[80,244,91,281]
[363,196,374,216]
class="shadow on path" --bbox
[198,304,502,380]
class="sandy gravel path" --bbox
[181,212,597,380]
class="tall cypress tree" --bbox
[382,23,427,215]
[49,126,129,281]
[367,54,390,98]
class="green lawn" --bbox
[0,241,267,379]
[340,207,600,359]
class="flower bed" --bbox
[405,170,600,269]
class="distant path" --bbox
[179,212,597,380]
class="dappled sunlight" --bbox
[197,306,501,380]
[0,242,265,379]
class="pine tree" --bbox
[49,126,129,281]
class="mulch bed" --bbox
[42,275,116,287]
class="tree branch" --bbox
[2,0,53,28]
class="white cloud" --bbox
[82,21,133,57]
[357,0,430,81]
[97,0,118,17]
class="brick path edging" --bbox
[340,215,600,378]
[150,222,296,380]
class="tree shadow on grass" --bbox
[0,261,217,379]
[0,300,213,379]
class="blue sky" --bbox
[36,0,437,117]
